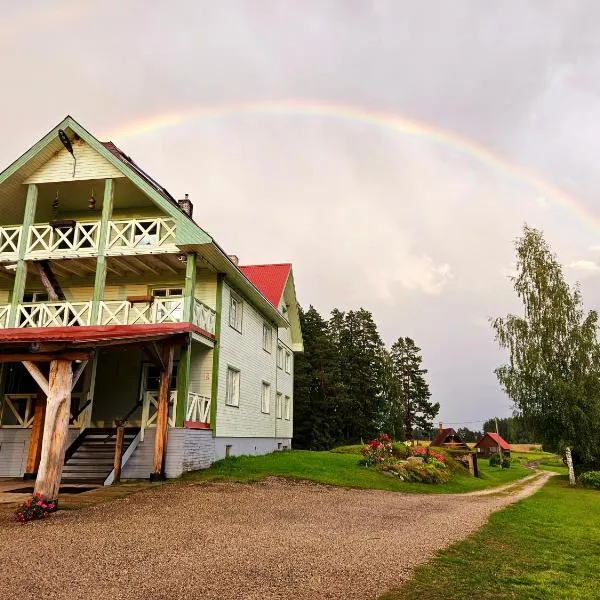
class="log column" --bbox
[23,392,46,479]
[151,344,175,481]
[34,360,73,500]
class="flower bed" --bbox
[361,434,451,484]
[15,493,58,523]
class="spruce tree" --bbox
[293,306,344,449]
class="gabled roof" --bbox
[239,262,303,352]
[0,116,291,329]
[476,432,511,450]
[239,264,291,307]
[431,427,469,449]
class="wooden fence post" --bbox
[113,421,125,483]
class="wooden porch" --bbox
[0,324,213,499]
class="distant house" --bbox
[430,426,469,450]
[475,432,511,457]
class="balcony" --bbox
[0,297,216,334]
[0,216,178,261]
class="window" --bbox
[277,345,284,369]
[229,294,243,332]
[276,392,283,419]
[261,382,271,413]
[226,367,240,407]
[284,396,291,420]
[152,288,184,322]
[285,351,292,374]
[263,324,272,353]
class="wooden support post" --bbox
[8,184,38,327]
[151,344,175,481]
[90,178,114,325]
[113,422,125,483]
[183,252,197,323]
[22,360,49,395]
[176,340,191,426]
[23,393,46,479]
[209,274,224,434]
[33,359,73,501]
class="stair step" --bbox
[63,465,112,474]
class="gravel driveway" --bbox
[0,471,552,600]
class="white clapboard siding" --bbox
[216,282,280,438]
[24,140,125,184]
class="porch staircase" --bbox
[62,427,141,485]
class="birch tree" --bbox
[492,225,600,484]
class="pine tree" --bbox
[389,337,439,440]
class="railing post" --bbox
[113,421,125,483]
[8,184,37,327]
[90,179,113,325]
[183,253,197,323]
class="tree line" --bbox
[293,306,439,449]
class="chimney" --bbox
[438,422,443,431]
[178,193,193,218]
[228,255,239,266]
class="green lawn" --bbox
[184,450,531,494]
[380,476,600,600]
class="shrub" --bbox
[391,442,410,459]
[489,453,502,467]
[579,471,600,490]
[15,493,58,523]
[361,433,393,466]
[502,457,512,469]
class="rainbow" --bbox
[104,99,598,232]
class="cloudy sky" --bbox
[2,1,600,428]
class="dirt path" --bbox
[0,471,554,600]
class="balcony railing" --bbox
[106,218,177,255]
[0,216,178,260]
[0,392,83,428]
[0,297,216,334]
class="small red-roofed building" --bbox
[475,432,512,457]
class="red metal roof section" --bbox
[476,432,511,450]
[239,264,291,307]
[0,323,214,346]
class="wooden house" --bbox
[474,432,511,457]
[430,426,469,450]
[0,116,302,499]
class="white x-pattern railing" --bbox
[26,222,100,257]
[0,297,215,332]
[0,305,10,328]
[106,218,177,255]
[0,393,84,427]
[186,392,211,423]
[193,298,216,333]
[16,302,92,328]
[0,394,36,428]
[99,297,184,326]
[140,390,177,441]
[0,226,21,258]
[0,217,178,261]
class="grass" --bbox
[380,476,600,600]
[184,449,532,494]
